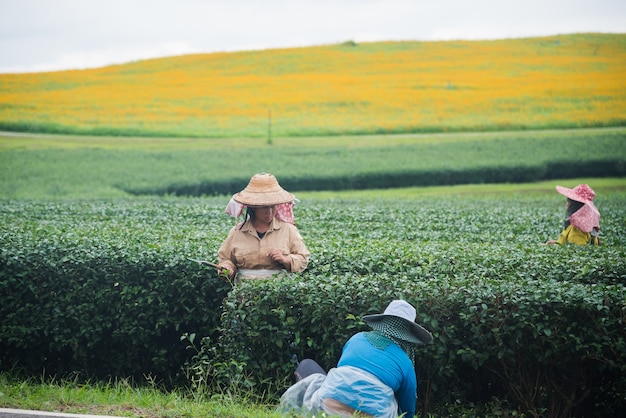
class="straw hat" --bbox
[362,300,433,345]
[233,173,295,206]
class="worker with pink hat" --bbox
[546,183,601,245]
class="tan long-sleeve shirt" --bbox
[218,217,310,278]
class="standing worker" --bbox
[218,173,310,282]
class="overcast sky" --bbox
[0,0,624,73]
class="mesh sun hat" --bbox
[233,173,295,206]
[362,300,433,345]
[555,184,600,233]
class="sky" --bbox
[0,0,624,74]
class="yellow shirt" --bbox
[556,224,599,245]
[218,217,310,278]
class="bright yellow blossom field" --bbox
[0,33,625,138]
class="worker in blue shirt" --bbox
[279,300,433,417]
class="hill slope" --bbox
[0,33,625,138]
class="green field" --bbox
[1,127,624,198]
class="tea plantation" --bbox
[1,188,624,417]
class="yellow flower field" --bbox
[0,33,624,138]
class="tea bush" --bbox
[0,198,233,382]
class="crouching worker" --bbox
[278,300,433,418]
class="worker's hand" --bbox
[219,263,236,278]
[267,249,289,266]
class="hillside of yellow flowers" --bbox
[0,33,624,138]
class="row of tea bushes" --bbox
[0,198,232,381]
[211,271,625,417]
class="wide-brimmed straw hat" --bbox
[362,300,433,345]
[556,184,595,204]
[233,173,295,206]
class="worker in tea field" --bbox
[546,183,601,246]
[278,300,433,418]
[217,173,310,282]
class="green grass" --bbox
[0,374,524,417]
[0,374,282,418]
[296,177,626,200]
[1,126,623,151]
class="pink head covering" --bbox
[224,173,297,224]
[555,184,600,233]
[224,196,295,224]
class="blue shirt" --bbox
[337,331,417,417]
